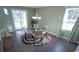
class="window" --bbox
[62,8,79,31]
[12,9,27,30]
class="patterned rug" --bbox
[22,34,52,46]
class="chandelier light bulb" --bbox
[32,13,42,20]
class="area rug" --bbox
[22,34,52,45]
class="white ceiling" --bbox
[26,6,48,8]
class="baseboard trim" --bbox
[47,31,57,36]
[61,36,67,39]
[48,31,69,41]
[61,36,69,41]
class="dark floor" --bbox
[3,30,78,52]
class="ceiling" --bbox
[25,6,48,8]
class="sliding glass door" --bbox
[12,9,27,30]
